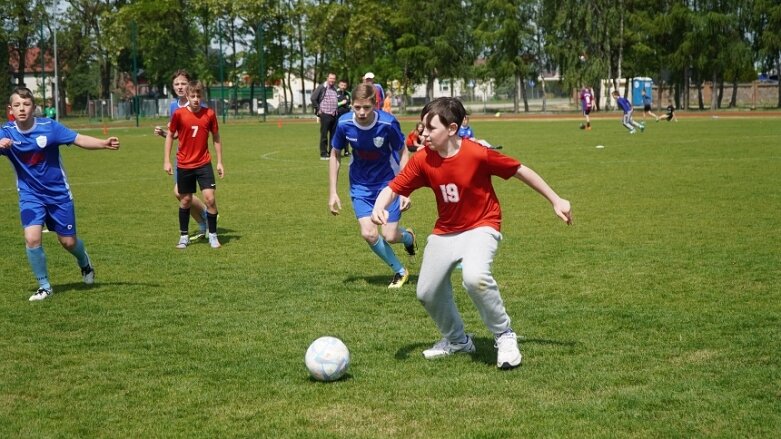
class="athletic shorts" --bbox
[351,186,401,222]
[644,104,651,112]
[19,196,77,236]
[583,107,592,116]
[177,164,216,194]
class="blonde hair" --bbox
[186,80,206,96]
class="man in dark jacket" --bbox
[310,73,338,160]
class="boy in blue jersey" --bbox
[641,89,660,122]
[458,116,502,149]
[154,69,209,241]
[328,84,417,288]
[0,87,120,301]
[612,90,645,134]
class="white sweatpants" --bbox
[416,226,512,342]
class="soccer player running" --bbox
[154,69,209,241]
[612,90,645,134]
[164,80,224,249]
[641,89,660,122]
[580,86,595,130]
[371,97,572,370]
[328,84,417,289]
[0,87,120,301]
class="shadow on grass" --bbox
[395,336,578,367]
[342,273,419,288]
[51,280,162,296]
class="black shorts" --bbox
[644,104,652,112]
[583,107,592,116]
[177,164,216,194]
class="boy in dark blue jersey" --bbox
[328,84,416,289]
[1,87,120,301]
[612,90,645,134]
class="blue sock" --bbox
[400,228,413,247]
[369,238,404,274]
[67,238,91,268]
[26,246,51,290]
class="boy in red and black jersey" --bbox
[164,80,224,249]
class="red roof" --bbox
[8,47,55,74]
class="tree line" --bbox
[2,0,780,116]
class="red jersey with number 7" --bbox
[388,138,521,234]
[169,107,219,169]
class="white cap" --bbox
[363,72,375,80]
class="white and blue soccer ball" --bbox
[305,336,350,382]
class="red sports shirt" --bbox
[169,107,219,169]
[389,139,521,234]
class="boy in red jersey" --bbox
[371,97,572,370]
[164,80,224,249]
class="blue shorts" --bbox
[351,186,401,222]
[19,197,77,236]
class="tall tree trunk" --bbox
[729,80,738,108]
[697,79,704,110]
[777,57,781,108]
[513,73,520,113]
[296,17,306,114]
[541,76,547,112]
[712,72,720,110]
[521,76,529,113]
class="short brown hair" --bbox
[352,83,376,104]
[186,80,206,96]
[420,97,466,129]
[9,87,35,106]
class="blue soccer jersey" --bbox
[616,96,633,114]
[331,110,405,194]
[1,118,78,203]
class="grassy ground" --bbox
[0,115,778,437]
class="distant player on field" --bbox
[579,87,594,130]
[328,83,417,289]
[371,97,572,370]
[664,99,678,122]
[0,86,120,301]
[164,80,224,249]
[612,90,644,134]
[155,69,209,241]
[641,89,660,122]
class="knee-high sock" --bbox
[67,238,91,268]
[207,211,218,234]
[26,246,51,290]
[400,228,413,247]
[369,238,404,274]
[179,207,191,235]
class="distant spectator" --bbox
[311,73,339,160]
[363,72,385,110]
[406,122,425,153]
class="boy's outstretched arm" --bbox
[371,186,400,225]
[74,134,120,150]
[514,165,573,225]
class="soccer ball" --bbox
[305,336,350,382]
[579,123,586,130]
[495,112,501,118]
[579,54,587,62]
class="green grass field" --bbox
[1,115,779,437]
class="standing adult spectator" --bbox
[336,79,352,157]
[363,72,385,110]
[311,73,339,160]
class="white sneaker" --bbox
[29,287,53,302]
[81,264,95,285]
[422,335,475,359]
[495,330,522,370]
[176,235,189,249]
[208,233,221,249]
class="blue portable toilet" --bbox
[631,77,653,106]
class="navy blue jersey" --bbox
[331,110,405,192]
[616,96,633,114]
[1,118,78,203]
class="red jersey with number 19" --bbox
[169,107,219,169]
[389,139,521,234]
